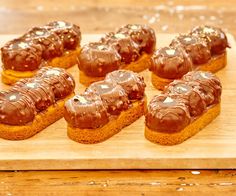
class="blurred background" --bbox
[0,0,235,36]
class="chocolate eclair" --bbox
[145,70,221,145]
[1,21,81,85]
[149,25,229,90]
[0,67,75,140]
[64,70,146,144]
[78,24,156,86]
[150,46,192,90]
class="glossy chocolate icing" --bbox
[78,42,122,77]
[64,92,109,129]
[146,71,222,133]
[145,94,191,133]
[182,71,222,106]
[13,78,55,112]
[117,24,156,54]
[46,21,81,50]
[86,80,130,115]
[1,37,43,71]
[150,46,192,79]
[191,25,229,55]
[36,67,75,100]
[164,80,206,116]
[0,91,36,125]
[24,27,64,60]
[101,32,140,64]
[170,34,211,65]
[105,70,146,100]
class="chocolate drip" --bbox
[1,37,43,71]
[78,42,121,77]
[86,80,130,115]
[145,94,191,133]
[13,78,55,112]
[36,67,75,100]
[105,70,146,100]
[164,80,206,116]
[182,71,222,106]
[191,25,229,55]
[117,24,156,54]
[46,21,81,50]
[0,91,36,125]
[101,32,140,64]
[150,46,192,79]
[24,27,64,60]
[170,34,211,65]
[64,92,109,129]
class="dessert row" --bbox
[150,25,229,90]
[0,67,222,145]
[1,21,81,84]
[78,24,156,85]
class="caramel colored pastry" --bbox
[78,24,155,86]
[0,67,75,140]
[64,70,146,144]
[1,21,81,85]
[145,71,222,145]
[150,46,192,90]
[150,25,229,90]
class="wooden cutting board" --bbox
[0,34,235,170]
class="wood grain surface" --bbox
[0,33,235,170]
[1,170,236,195]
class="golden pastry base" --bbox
[145,103,220,145]
[0,94,74,140]
[67,98,146,144]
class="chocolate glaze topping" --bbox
[36,67,75,100]
[182,71,221,106]
[146,71,222,133]
[13,78,55,112]
[64,70,146,129]
[145,94,191,133]
[24,27,64,60]
[170,34,211,65]
[1,21,81,72]
[0,67,75,126]
[1,37,43,71]
[150,46,192,79]
[117,24,156,54]
[0,91,36,125]
[164,80,206,116]
[105,70,146,100]
[78,42,121,77]
[86,80,130,115]
[191,25,229,55]
[64,92,109,129]
[101,32,140,64]
[46,21,81,50]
